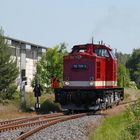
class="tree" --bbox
[34,43,68,91]
[116,52,130,87]
[126,48,140,88]
[0,30,19,99]
[117,63,130,87]
[116,52,130,65]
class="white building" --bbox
[5,36,47,92]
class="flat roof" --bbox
[5,36,47,49]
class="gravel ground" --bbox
[0,115,102,140]
[27,115,102,140]
[0,123,48,140]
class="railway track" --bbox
[0,100,137,140]
[16,113,87,140]
[0,113,63,127]
[0,113,63,132]
[0,112,88,140]
[119,99,137,105]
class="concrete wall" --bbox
[6,37,47,92]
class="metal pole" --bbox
[20,44,26,110]
[20,79,22,110]
[23,82,26,107]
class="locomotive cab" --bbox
[63,44,117,89]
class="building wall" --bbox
[26,58,37,91]
[7,39,47,92]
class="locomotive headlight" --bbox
[64,81,70,86]
[89,81,94,86]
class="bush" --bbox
[121,98,140,139]
[39,100,61,113]
[127,122,140,139]
[0,84,18,100]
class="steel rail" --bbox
[16,113,87,140]
[0,116,64,132]
[0,113,63,131]
[119,99,137,105]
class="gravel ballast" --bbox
[0,115,102,140]
[27,115,102,140]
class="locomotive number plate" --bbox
[73,64,87,69]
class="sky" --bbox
[0,0,140,54]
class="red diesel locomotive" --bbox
[55,42,124,111]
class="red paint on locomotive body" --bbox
[63,43,117,89]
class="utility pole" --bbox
[20,44,27,110]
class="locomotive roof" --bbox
[72,43,112,51]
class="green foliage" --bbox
[0,84,18,100]
[90,113,128,140]
[127,122,140,139]
[90,100,140,140]
[116,52,130,87]
[116,52,130,65]
[122,98,140,139]
[128,81,137,89]
[0,29,19,100]
[90,89,140,140]
[126,49,140,88]
[33,43,68,90]
[117,63,130,87]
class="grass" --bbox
[89,88,140,140]
[0,91,61,120]
[89,113,128,140]
[124,88,140,100]
[0,100,37,120]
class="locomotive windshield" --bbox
[71,45,87,54]
[94,48,109,57]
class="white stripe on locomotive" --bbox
[64,81,117,87]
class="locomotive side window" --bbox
[78,49,85,53]
[109,50,116,59]
[71,46,87,54]
[94,48,109,57]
